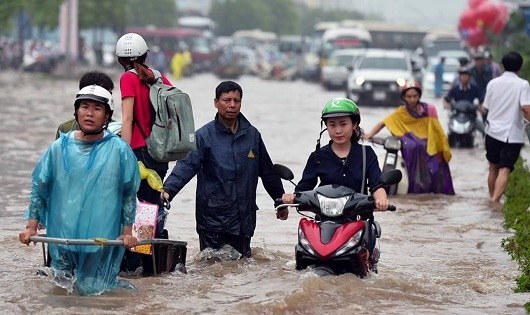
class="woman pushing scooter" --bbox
[364,81,455,195]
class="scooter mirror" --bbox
[272,164,295,181]
[379,169,402,187]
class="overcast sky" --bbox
[348,0,469,28]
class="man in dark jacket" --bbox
[162,80,288,258]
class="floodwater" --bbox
[1,70,529,315]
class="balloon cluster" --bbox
[458,0,509,47]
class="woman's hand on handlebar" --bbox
[374,197,389,211]
[282,193,295,204]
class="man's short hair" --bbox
[502,51,523,72]
[79,71,114,92]
[215,81,243,99]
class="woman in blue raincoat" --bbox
[19,85,140,295]
[434,56,446,98]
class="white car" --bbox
[346,49,415,106]
[422,57,460,96]
[320,48,365,90]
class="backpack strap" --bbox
[361,144,367,194]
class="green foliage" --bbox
[210,0,366,36]
[123,0,177,29]
[210,0,272,36]
[25,0,63,28]
[0,0,177,36]
[266,0,298,35]
[490,11,530,82]
[0,0,22,33]
[501,159,530,308]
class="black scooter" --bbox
[447,100,478,148]
[370,136,408,195]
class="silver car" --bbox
[320,48,365,90]
[346,49,415,106]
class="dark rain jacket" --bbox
[296,142,382,194]
[163,113,284,237]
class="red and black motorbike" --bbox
[273,164,401,277]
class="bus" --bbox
[312,21,340,39]
[125,26,215,72]
[320,27,372,60]
[342,20,428,51]
[421,30,463,60]
[232,29,278,48]
[177,16,215,36]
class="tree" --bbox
[0,0,178,36]
[209,0,367,36]
[123,0,177,29]
[0,0,23,33]
[267,0,298,35]
[210,0,271,36]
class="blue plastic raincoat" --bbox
[26,131,140,295]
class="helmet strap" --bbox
[74,113,108,136]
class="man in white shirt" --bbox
[481,51,530,202]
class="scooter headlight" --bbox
[333,230,363,257]
[449,119,472,133]
[317,195,349,217]
[298,227,315,256]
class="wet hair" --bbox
[502,51,523,72]
[215,81,243,99]
[79,71,114,91]
[118,53,157,84]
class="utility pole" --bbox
[59,0,78,64]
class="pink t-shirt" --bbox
[120,69,172,150]
[426,103,438,118]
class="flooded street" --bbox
[1,70,529,314]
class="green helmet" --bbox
[321,98,360,123]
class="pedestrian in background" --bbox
[434,56,445,98]
[480,51,530,203]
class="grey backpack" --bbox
[132,69,196,162]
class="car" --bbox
[422,57,461,96]
[320,48,365,90]
[346,49,415,106]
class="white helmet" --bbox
[116,33,149,58]
[75,85,114,111]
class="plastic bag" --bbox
[138,161,163,192]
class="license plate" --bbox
[373,91,386,100]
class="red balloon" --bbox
[491,2,509,34]
[459,8,479,30]
[469,0,486,8]
[466,27,487,47]
[475,1,498,29]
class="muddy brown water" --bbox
[0,70,528,314]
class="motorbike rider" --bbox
[281,98,389,267]
[282,97,389,210]
[364,81,455,195]
[443,66,485,136]
[443,66,482,107]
